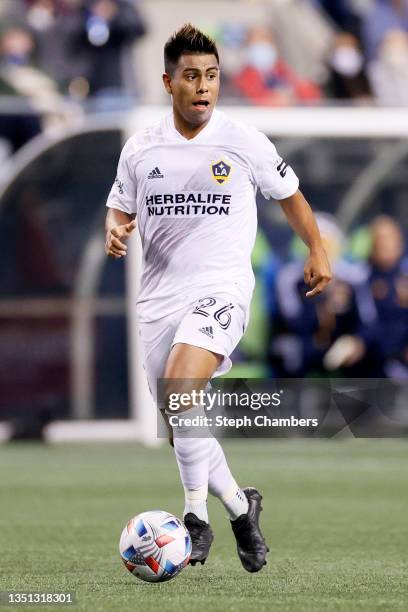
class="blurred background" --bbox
[0,0,407,441]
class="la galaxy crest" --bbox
[211,160,232,185]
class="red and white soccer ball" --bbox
[119,510,192,583]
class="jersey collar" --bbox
[167,109,219,143]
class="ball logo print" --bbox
[119,510,192,583]
[211,160,232,185]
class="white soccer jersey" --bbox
[106,109,299,322]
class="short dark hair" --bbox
[164,24,219,75]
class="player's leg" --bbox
[166,296,268,571]
[167,300,249,518]
[206,436,268,572]
[138,318,219,534]
[164,343,248,524]
[164,343,267,570]
[164,343,220,498]
[137,317,180,443]
[163,343,219,565]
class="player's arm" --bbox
[279,189,332,297]
[105,207,136,259]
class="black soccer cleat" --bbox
[230,487,269,572]
[184,513,214,566]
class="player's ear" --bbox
[162,73,172,95]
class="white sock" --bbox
[170,403,248,522]
[208,437,249,520]
[183,485,209,523]
[173,437,211,523]
[171,401,211,523]
[220,482,249,520]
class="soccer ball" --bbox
[119,510,192,583]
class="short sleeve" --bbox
[249,130,299,200]
[106,139,137,214]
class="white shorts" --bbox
[138,294,248,402]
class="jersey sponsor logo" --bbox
[147,204,229,217]
[276,159,288,178]
[148,166,164,179]
[145,192,231,217]
[114,176,124,194]
[211,160,232,185]
[199,326,214,339]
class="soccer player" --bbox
[105,24,331,572]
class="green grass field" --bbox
[0,440,407,612]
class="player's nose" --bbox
[196,79,208,94]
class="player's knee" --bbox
[164,343,222,380]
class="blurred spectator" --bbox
[232,25,321,106]
[0,21,82,152]
[325,216,408,377]
[362,216,407,376]
[0,25,54,151]
[0,25,61,108]
[63,0,146,103]
[367,29,408,105]
[326,32,372,102]
[20,0,81,91]
[267,213,377,376]
[362,0,408,60]
[5,0,146,101]
[253,1,334,88]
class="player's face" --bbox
[163,53,220,130]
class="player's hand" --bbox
[105,220,136,259]
[304,246,332,298]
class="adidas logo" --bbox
[148,166,164,179]
[199,326,214,339]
